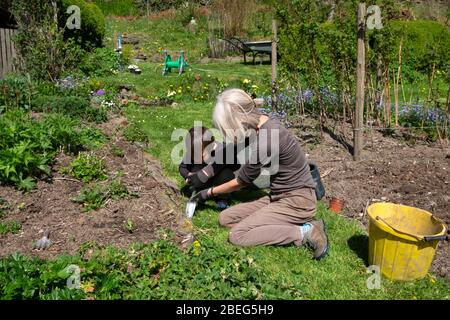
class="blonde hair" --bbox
[213,89,264,142]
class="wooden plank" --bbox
[1,28,8,77]
[271,19,278,112]
[11,29,16,72]
[354,3,366,161]
[5,28,12,74]
[0,29,4,77]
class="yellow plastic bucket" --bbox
[367,202,447,281]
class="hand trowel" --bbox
[185,191,199,219]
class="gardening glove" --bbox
[34,230,52,250]
[187,171,208,189]
[191,188,212,203]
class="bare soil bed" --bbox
[0,115,184,259]
[295,120,450,277]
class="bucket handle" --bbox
[375,216,447,242]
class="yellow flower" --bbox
[243,79,251,84]
[251,84,258,89]
[193,240,201,248]
[81,279,95,293]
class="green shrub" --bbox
[79,47,125,77]
[32,95,107,123]
[0,221,21,235]
[58,0,105,49]
[11,0,85,81]
[62,153,107,183]
[41,114,84,153]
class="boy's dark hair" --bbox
[187,126,214,164]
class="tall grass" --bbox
[210,0,256,38]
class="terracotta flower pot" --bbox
[329,197,344,213]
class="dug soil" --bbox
[294,119,450,278]
[0,115,186,260]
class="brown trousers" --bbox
[219,188,316,247]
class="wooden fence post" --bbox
[354,3,366,161]
[271,19,278,112]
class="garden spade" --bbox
[185,191,199,219]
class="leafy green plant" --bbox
[62,153,107,183]
[124,219,135,233]
[110,145,124,158]
[72,176,136,212]
[0,75,35,112]
[80,47,126,77]
[72,184,107,211]
[78,127,108,150]
[33,95,107,123]
[0,198,10,219]
[108,177,132,200]
[0,221,21,235]
[123,124,148,143]
[0,110,52,190]
[0,237,298,299]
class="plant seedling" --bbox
[124,219,135,233]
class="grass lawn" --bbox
[123,99,449,299]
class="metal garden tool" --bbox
[185,191,199,219]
